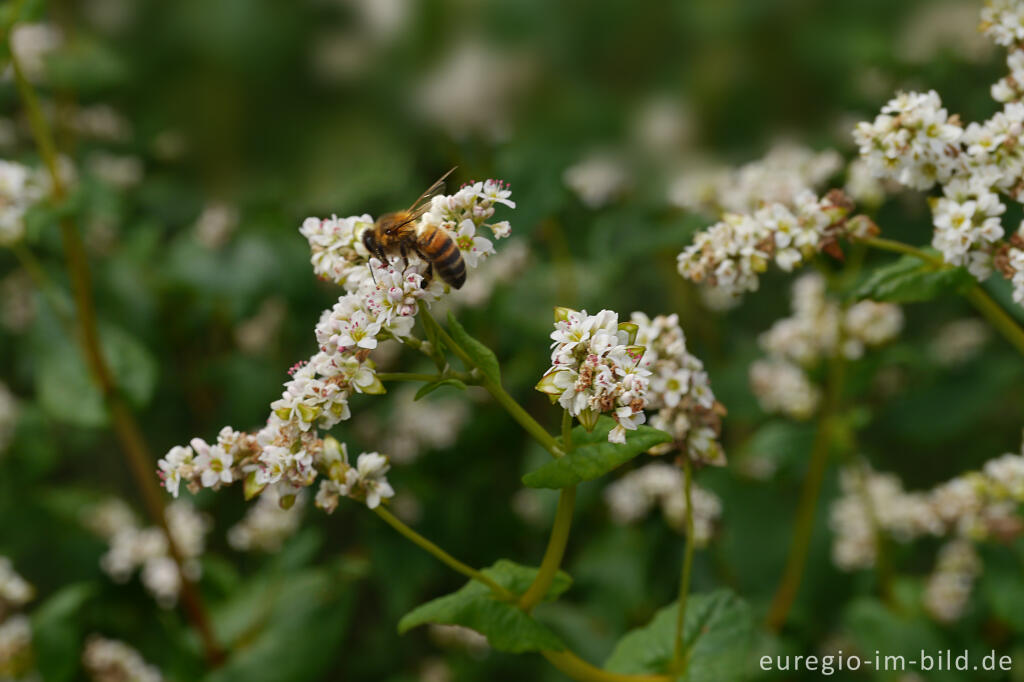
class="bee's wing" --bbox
[390,202,433,234]
[406,166,457,213]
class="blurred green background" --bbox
[3,0,1024,680]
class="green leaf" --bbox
[398,559,571,653]
[35,324,158,427]
[605,589,755,681]
[205,562,356,682]
[852,253,974,303]
[31,583,97,682]
[414,378,468,401]
[522,416,672,489]
[446,312,501,385]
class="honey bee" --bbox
[362,167,466,289]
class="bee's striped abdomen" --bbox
[419,227,466,289]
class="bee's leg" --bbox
[400,243,410,268]
[422,262,433,289]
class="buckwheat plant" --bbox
[155,178,731,681]
[0,558,35,680]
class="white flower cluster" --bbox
[830,465,943,572]
[604,463,722,546]
[853,90,962,191]
[982,0,1024,48]
[677,189,873,299]
[750,273,903,419]
[158,180,516,513]
[669,143,842,215]
[227,487,306,553]
[0,558,34,680]
[428,624,490,657]
[831,434,1024,621]
[8,22,62,82]
[632,313,724,466]
[536,308,650,444]
[83,499,209,608]
[0,382,18,455]
[853,4,1024,306]
[923,540,982,624]
[82,636,162,682]
[0,160,45,247]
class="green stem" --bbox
[12,48,224,665]
[374,506,513,600]
[427,310,563,457]
[764,353,845,631]
[672,457,695,670]
[561,409,573,451]
[542,650,671,682]
[861,237,1024,357]
[518,486,577,612]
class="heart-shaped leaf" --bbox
[523,417,672,489]
[398,559,571,653]
[605,589,755,681]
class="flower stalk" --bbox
[373,506,513,599]
[11,48,223,664]
[764,352,846,631]
[861,236,1024,357]
[671,456,696,671]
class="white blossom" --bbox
[0,160,45,247]
[923,540,981,623]
[228,488,306,552]
[563,153,629,208]
[0,615,33,679]
[83,636,162,682]
[0,558,34,613]
[536,308,650,443]
[632,312,724,465]
[604,463,722,546]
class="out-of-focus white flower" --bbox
[228,487,306,552]
[85,499,209,608]
[631,96,693,158]
[604,463,722,546]
[0,615,34,679]
[193,201,239,250]
[669,143,842,215]
[413,41,533,141]
[537,308,650,443]
[0,558,34,613]
[87,153,144,189]
[923,540,981,623]
[235,297,287,355]
[419,657,453,682]
[898,3,993,64]
[9,23,62,82]
[0,160,45,247]
[844,158,888,208]
[369,387,470,464]
[563,154,629,208]
[749,273,901,418]
[68,105,133,143]
[929,318,991,365]
[82,636,163,682]
[749,359,821,420]
[632,312,725,465]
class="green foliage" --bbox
[398,560,571,653]
[31,583,96,682]
[852,254,975,303]
[522,416,672,489]
[604,589,755,680]
[445,312,502,385]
